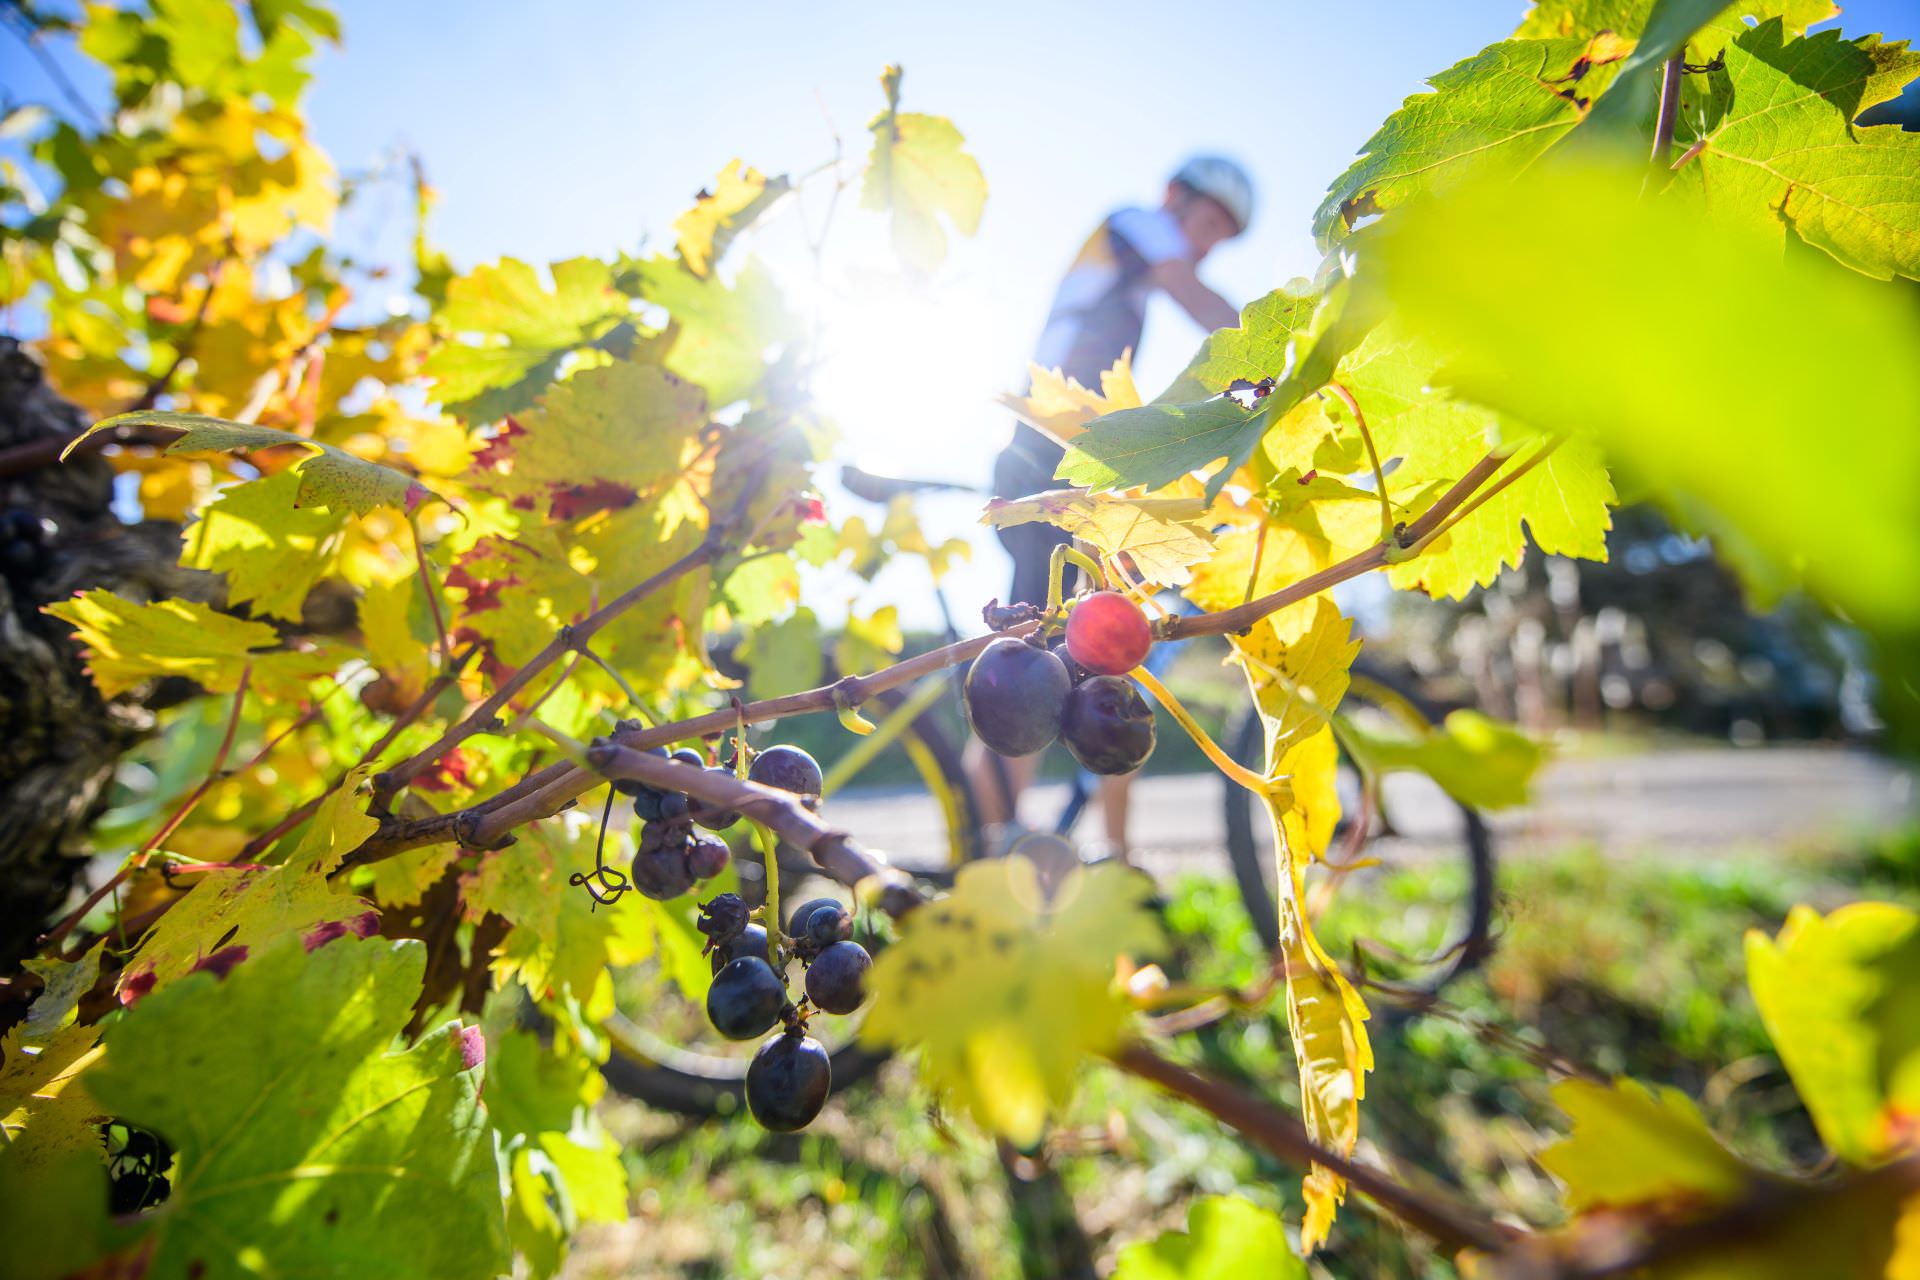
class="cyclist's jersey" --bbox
[999,206,1194,483]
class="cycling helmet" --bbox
[1171,155,1255,234]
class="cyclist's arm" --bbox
[1149,258,1239,332]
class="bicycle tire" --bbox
[598,683,981,1115]
[1220,665,1498,992]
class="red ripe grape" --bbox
[746,1030,831,1131]
[1064,591,1152,676]
[1059,675,1156,775]
[963,637,1070,757]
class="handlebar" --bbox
[839,465,983,504]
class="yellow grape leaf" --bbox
[64,412,435,516]
[508,357,707,495]
[673,159,792,278]
[424,256,626,417]
[860,857,1163,1146]
[982,488,1214,588]
[1342,709,1546,810]
[119,766,380,999]
[44,590,340,700]
[630,256,795,407]
[1746,903,1920,1166]
[1231,600,1371,1249]
[1540,1077,1754,1212]
[182,470,347,622]
[357,571,433,703]
[94,164,225,293]
[860,65,987,273]
[0,1023,104,1177]
[834,604,905,677]
[464,826,622,1002]
[996,353,1142,448]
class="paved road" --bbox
[830,746,1919,881]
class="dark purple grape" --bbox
[1059,675,1156,775]
[787,897,842,940]
[686,833,730,880]
[804,940,870,1014]
[749,745,823,797]
[801,901,852,951]
[745,1030,831,1131]
[669,747,706,770]
[629,845,695,900]
[710,923,771,973]
[690,767,743,829]
[631,786,669,821]
[964,637,1070,757]
[658,791,691,822]
[706,956,787,1040]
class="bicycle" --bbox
[595,467,1498,1114]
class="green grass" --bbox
[566,828,1920,1279]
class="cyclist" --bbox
[973,154,1254,858]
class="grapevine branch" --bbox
[340,445,1508,868]
[1112,1042,1511,1257]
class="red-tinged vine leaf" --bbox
[1663,21,1920,282]
[181,469,348,621]
[82,935,509,1279]
[44,589,341,700]
[1313,38,1620,248]
[1228,601,1371,1250]
[1113,1195,1304,1280]
[1343,709,1546,810]
[673,159,792,279]
[1746,902,1920,1167]
[117,765,379,1000]
[64,411,439,516]
[860,64,987,273]
[861,856,1163,1147]
[982,489,1214,587]
[424,255,627,420]
[629,255,796,407]
[506,357,707,496]
[996,352,1142,448]
[1539,1077,1756,1212]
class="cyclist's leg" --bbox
[1093,594,1195,858]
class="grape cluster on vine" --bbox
[965,590,1158,774]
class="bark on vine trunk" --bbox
[0,337,199,967]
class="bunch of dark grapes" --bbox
[619,747,734,900]
[692,883,871,1132]
[964,591,1157,775]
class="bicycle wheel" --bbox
[1221,663,1496,991]
[599,680,981,1115]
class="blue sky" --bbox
[5,1,1915,625]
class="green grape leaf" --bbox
[464,826,621,1003]
[1060,280,1380,500]
[1227,601,1371,1249]
[861,857,1163,1147]
[0,1022,103,1177]
[1158,287,1321,405]
[0,1136,117,1280]
[182,469,347,621]
[1516,0,1837,51]
[1367,162,1920,644]
[834,604,904,677]
[1576,0,1733,135]
[44,589,341,700]
[66,411,435,516]
[673,159,792,278]
[1314,38,1618,248]
[120,765,379,999]
[1343,709,1547,810]
[1539,1076,1755,1210]
[87,936,509,1279]
[1667,22,1920,281]
[508,356,707,493]
[1746,902,1920,1166]
[1114,1195,1303,1279]
[860,65,987,273]
[741,605,824,703]
[424,256,626,418]
[631,255,795,407]
[982,489,1214,587]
